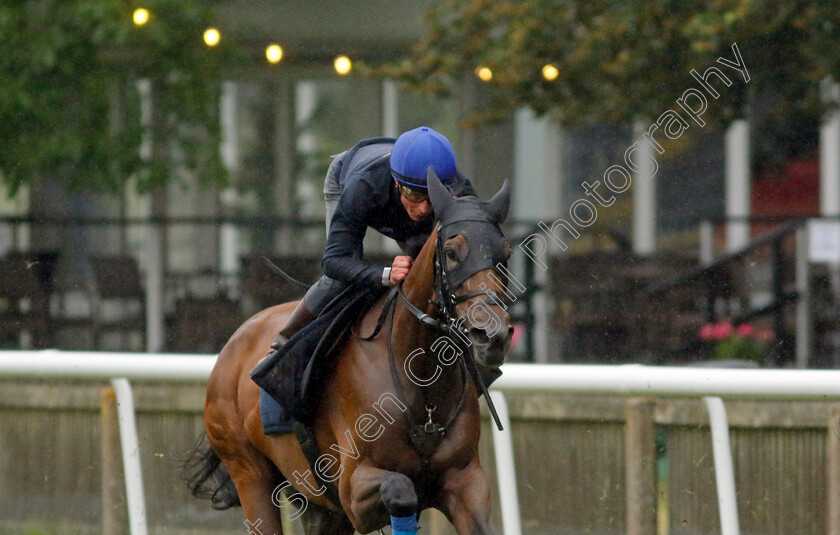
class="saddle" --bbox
[250,285,387,425]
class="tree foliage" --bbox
[0,0,238,194]
[386,0,840,130]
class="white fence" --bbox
[2,351,840,535]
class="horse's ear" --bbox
[427,166,454,214]
[482,179,511,224]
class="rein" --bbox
[385,298,468,458]
[430,230,504,431]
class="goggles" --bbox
[397,182,430,203]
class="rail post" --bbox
[829,405,840,535]
[625,397,657,535]
[101,386,127,535]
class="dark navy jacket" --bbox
[322,137,472,287]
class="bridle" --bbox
[359,216,510,459]
[403,219,509,424]
[394,222,509,348]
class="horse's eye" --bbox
[445,249,457,260]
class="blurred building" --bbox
[0,1,838,367]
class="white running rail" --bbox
[3,353,840,535]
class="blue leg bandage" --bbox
[390,514,417,535]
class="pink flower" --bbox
[736,323,754,337]
[700,324,716,341]
[712,322,733,340]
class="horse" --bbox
[188,171,514,534]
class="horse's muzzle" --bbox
[469,325,513,368]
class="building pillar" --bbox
[821,80,840,217]
[219,81,241,277]
[513,107,562,362]
[819,79,840,323]
[725,119,751,252]
[633,123,656,256]
[382,79,399,139]
[146,81,167,353]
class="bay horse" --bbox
[189,171,514,534]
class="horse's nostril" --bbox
[470,327,511,349]
[469,328,489,343]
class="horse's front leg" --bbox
[439,456,495,535]
[343,464,419,534]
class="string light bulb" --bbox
[266,44,283,64]
[542,64,559,81]
[133,8,150,26]
[475,66,493,82]
[203,28,221,47]
[334,55,352,75]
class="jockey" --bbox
[267,126,473,353]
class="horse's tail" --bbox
[183,434,241,510]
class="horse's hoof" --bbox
[379,473,417,517]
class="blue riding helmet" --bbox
[390,126,457,188]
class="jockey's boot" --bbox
[266,301,317,356]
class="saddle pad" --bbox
[251,285,386,425]
[259,388,294,434]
